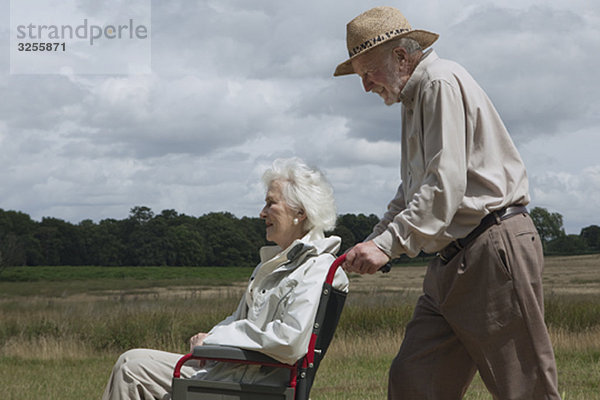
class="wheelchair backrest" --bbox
[293,254,347,400]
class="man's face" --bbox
[351,47,409,106]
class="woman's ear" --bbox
[297,210,307,222]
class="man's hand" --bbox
[342,240,390,274]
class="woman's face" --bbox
[259,180,305,249]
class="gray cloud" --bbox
[442,4,600,140]
[0,0,598,235]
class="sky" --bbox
[0,0,599,235]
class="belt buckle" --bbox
[436,251,449,263]
[437,241,463,264]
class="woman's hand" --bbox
[189,332,209,352]
[189,332,209,368]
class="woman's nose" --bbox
[259,207,267,219]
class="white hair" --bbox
[262,158,337,233]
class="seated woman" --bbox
[102,157,349,400]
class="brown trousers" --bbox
[388,213,561,400]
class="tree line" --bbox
[0,206,598,268]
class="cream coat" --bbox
[195,229,349,385]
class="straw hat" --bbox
[333,6,439,77]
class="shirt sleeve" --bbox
[202,254,335,365]
[372,79,468,258]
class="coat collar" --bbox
[258,229,341,269]
[248,230,340,289]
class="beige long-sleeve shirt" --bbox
[369,50,529,258]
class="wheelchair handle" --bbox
[379,262,392,273]
[326,254,346,284]
[327,254,391,281]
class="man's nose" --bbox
[362,76,374,92]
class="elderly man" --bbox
[335,6,561,400]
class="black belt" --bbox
[437,205,528,263]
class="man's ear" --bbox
[393,46,408,62]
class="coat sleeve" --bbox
[202,254,337,365]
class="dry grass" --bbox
[312,326,600,400]
[346,253,600,295]
[309,254,600,399]
[551,327,600,351]
[0,254,599,399]
[1,335,91,360]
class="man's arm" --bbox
[376,79,467,258]
[343,184,405,274]
[346,79,468,272]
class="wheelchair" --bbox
[171,254,348,400]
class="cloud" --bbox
[442,4,600,140]
[531,165,600,233]
[0,0,598,239]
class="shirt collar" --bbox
[399,49,436,109]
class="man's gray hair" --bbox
[262,158,337,233]
[379,37,422,55]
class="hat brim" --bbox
[333,30,439,77]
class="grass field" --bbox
[1,254,599,399]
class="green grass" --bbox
[337,291,416,335]
[312,354,391,399]
[0,295,240,355]
[312,348,600,400]
[554,349,600,399]
[545,293,600,332]
[0,265,253,282]
[0,265,252,297]
[0,357,114,400]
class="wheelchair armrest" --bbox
[192,345,284,364]
[173,345,297,380]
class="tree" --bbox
[34,217,86,266]
[334,213,380,253]
[530,207,565,248]
[331,225,355,254]
[129,206,155,224]
[0,209,38,267]
[580,225,600,251]
[0,233,25,267]
[198,212,256,267]
[164,224,206,266]
[546,235,587,255]
[127,213,169,266]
